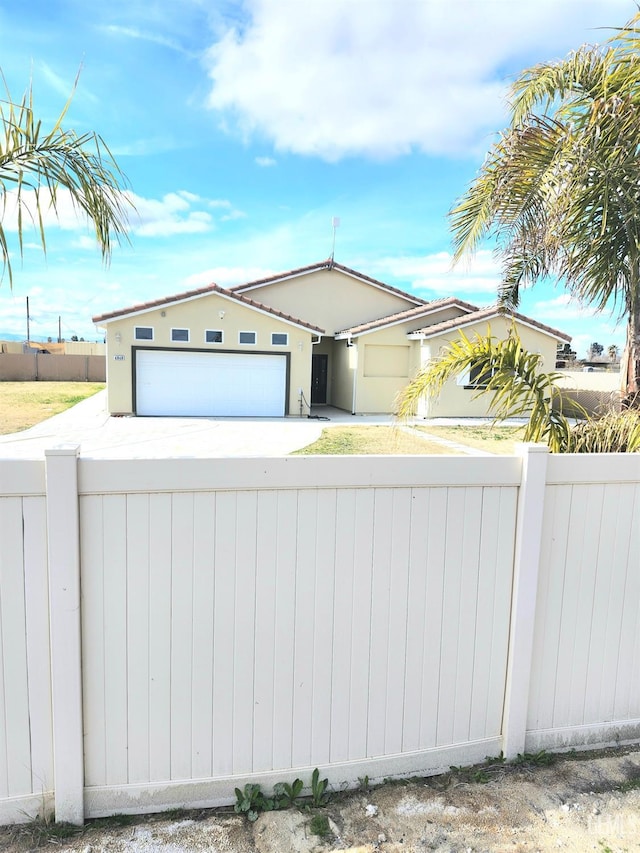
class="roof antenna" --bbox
[329,216,340,266]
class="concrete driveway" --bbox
[0,391,398,459]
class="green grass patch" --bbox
[0,382,104,435]
[293,425,462,455]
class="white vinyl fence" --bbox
[0,446,638,825]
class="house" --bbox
[93,259,571,418]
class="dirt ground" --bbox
[2,747,639,853]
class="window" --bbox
[464,360,496,389]
[271,332,288,346]
[205,329,223,344]
[239,331,256,345]
[171,328,190,342]
[134,326,153,341]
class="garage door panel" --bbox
[136,350,287,417]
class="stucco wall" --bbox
[237,269,417,336]
[331,338,356,412]
[102,292,313,416]
[351,326,423,414]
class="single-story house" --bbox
[93,259,571,418]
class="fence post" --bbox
[502,442,549,759]
[45,445,84,825]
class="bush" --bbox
[566,410,640,453]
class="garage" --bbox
[135,349,288,417]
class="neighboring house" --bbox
[93,259,571,418]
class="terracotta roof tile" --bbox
[335,297,479,336]
[408,306,571,342]
[92,283,325,334]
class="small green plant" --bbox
[234,783,275,822]
[273,778,304,807]
[311,768,330,806]
[449,763,489,783]
[471,769,490,783]
[309,813,331,837]
[513,750,555,767]
[358,774,370,792]
[234,770,329,821]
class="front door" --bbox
[311,354,328,405]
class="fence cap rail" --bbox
[0,458,46,495]
[77,454,522,495]
[547,453,640,484]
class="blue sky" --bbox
[0,0,635,356]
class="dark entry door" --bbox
[311,354,328,405]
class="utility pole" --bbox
[58,315,62,344]
[26,296,30,343]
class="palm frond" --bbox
[395,327,578,451]
[0,75,132,286]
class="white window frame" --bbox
[134,326,154,341]
[171,327,190,343]
[238,331,257,345]
[205,329,224,344]
[271,332,288,346]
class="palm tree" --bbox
[0,76,130,284]
[449,13,640,403]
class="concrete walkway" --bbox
[0,393,395,459]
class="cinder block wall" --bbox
[0,354,106,381]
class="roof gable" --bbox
[231,258,427,306]
[335,297,478,338]
[407,307,571,342]
[92,283,325,334]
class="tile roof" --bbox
[408,306,572,342]
[230,258,428,306]
[92,282,325,334]
[335,297,479,337]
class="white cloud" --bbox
[180,266,278,289]
[369,249,501,297]
[204,0,630,160]
[255,156,276,167]
[221,209,247,222]
[72,235,98,250]
[531,294,594,320]
[101,24,191,56]
[0,186,246,242]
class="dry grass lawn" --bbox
[293,425,463,455]
[0,382,105,435]
[416,424,526,455]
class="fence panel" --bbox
[0,460,53,822]
[2,449,638,824]
[526,455,640,750]
[77,457,519,813]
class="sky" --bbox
[0,0,635,357]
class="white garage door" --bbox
[136,349,287,416]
